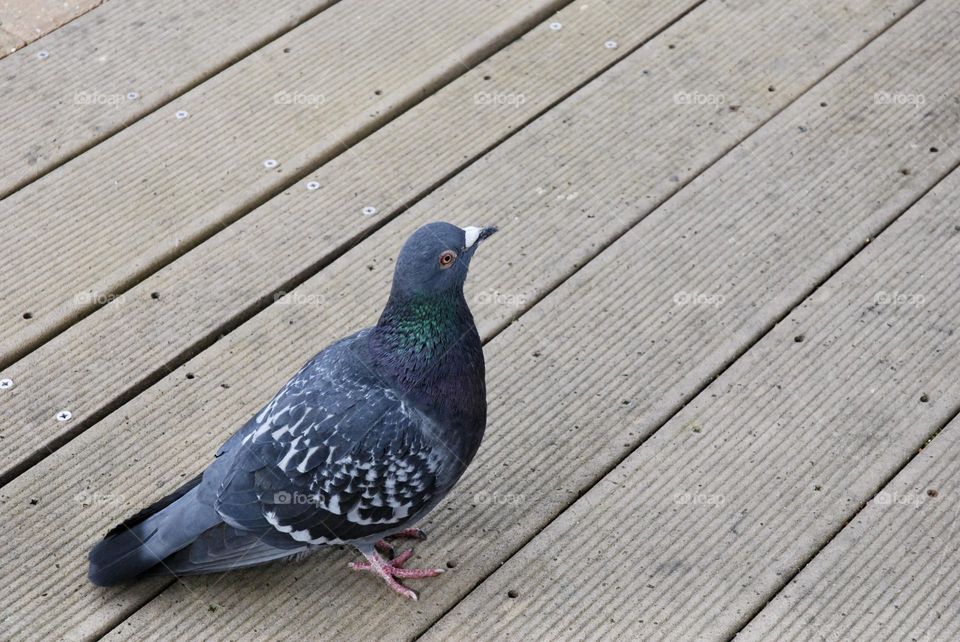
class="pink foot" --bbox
[349,548,444,601]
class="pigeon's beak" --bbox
[462,225,498,250]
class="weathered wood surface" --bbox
[2,0,957,640]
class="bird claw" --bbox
[349,547,444,601]
[374,527,428,559]
[388,527,427,541]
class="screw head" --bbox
[0,378,13,390]
[36,50,49,60]
[126,91,140,101]
[56,410,73,422]
[306,181,320,191]
[362,206,378,216]
[549,22,562,31]
[175,110,189,120]
[604,40,618,49]
[263,159,279,169]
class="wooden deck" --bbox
[1,0,958,639]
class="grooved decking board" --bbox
[0,0,335,194]
[424,163,960,641]
[419,13,960,642]
[740,411,960,641]
[0,0,928,640]
[0,0,709,486]
[0,0,569,370]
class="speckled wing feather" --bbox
[211,330,443,546]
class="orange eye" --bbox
[439,250,457,268]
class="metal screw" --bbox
[175,110,189,120]
[56,410,73,422]
[362,206,377,216]
[126,91,140,101]
[36,50,49,60]
[604,40,618,49]
[0,378,13,390]
[549,22,562,31]
[263,159,279,169]
[306,181,320,190]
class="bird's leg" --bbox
[374,527,428,558]
[349,545,444,601]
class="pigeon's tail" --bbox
[88,475,222,586]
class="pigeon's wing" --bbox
[213,336,443,545]
[146,523,312,576]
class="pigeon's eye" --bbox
[439,250,457,268]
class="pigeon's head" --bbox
[391,221,497,298]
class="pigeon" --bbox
[88,221,497,600]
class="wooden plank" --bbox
[418,7,960,642]
[740,410,960,641]
[0,0,701,483]
[0,25,24,57]
[0,0,103,42]
[0,0,916,486]
[0,0,569,370]
[0,0,927,639]
[0,0,336,195]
